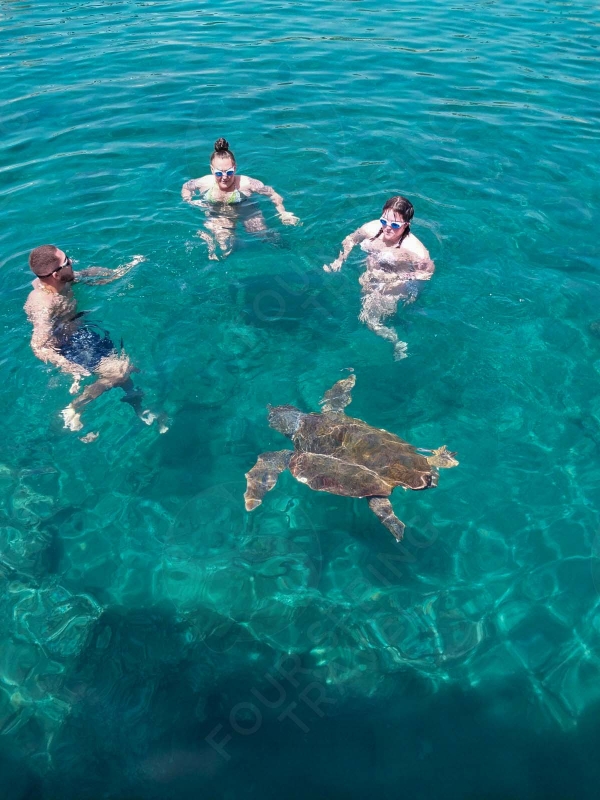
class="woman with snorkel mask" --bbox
[324,195,435,360]
[182,138,300,260]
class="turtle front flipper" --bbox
[368,497,405,542]
[425,446,459,469]
[244,450,292,511]
[319,373,356,413]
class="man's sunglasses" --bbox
[41,255,72,278]
[380,218,406,230]
[212,168,236,178]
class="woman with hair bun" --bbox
[181,137,300,259]
[323,196,435,360]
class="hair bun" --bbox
[214,137,230,153]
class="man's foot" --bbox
[61,405,83,432]
[139,410,170,433]
[79,431,99,444]
[393,341,409,361]
[140,410,157,426]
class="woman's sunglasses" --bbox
[212,168,236,178]
[380,218,406,230]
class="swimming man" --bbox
[24,245,165,435]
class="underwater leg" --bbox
[359,290,408,359]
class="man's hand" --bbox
[67,366,91,394]
[324,258,342,273]
[279,211,301,226]
[115,254,145,277]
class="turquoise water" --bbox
[1,0,600,796]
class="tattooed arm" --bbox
[181,176,212,205]
[244,177,300,225]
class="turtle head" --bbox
[426,446,459,469]
[267,404,303,438]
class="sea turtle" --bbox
[244,374,458,541]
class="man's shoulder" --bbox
[24,285,55,316]
[25,285,43,309]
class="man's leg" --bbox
[118,376,163,428]
[111,361,169,433]
[61,375,114,431]
[62,353,167,433]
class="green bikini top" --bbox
[201,184,246,205]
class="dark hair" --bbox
[211,137,236,165]
[29,245,60,277]
[371,195,414,248]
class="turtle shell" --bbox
[290,412,437,498]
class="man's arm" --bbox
[75,255,145,286]
[323,224,371,272]
[246,178,300,225]
[26,302,88,377]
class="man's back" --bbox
[24,280,78,362]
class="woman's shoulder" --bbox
[357,219,381,238]
[187,175,212,191]
[239,175,264,192]
[402,232,429,259]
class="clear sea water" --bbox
[1,1,600,797]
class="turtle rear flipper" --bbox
[319,374,356,413]
[244,450,292,511]
[368,497,405,542]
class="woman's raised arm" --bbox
[323,224,370,272]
